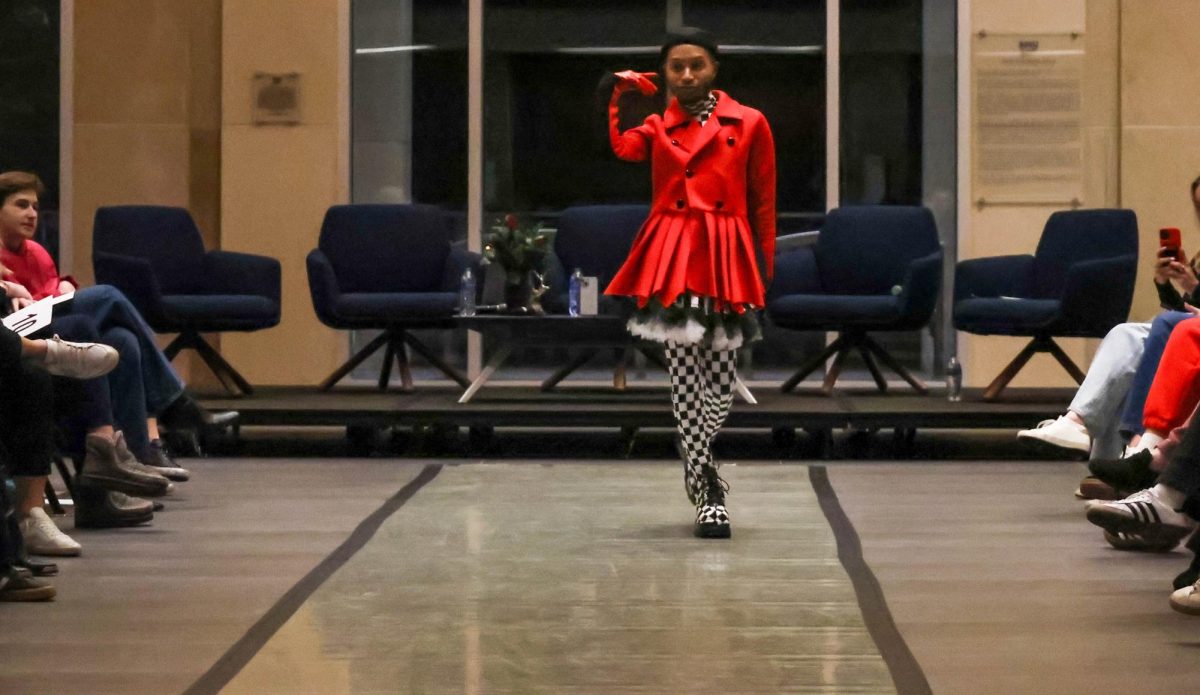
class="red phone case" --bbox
[1160,227,1185,263]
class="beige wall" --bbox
[1119,0,1200,321]
[71,0,222,280]
[70,0,223,387]
[960,0,1121,388]
[219,0,348,385]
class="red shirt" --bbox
[1,239,74,301]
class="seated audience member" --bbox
[2,464,56,601]
[0,171,237,464]
[1018,177,1200,477]
[1082,409,1200,615]
[0,323,119,557]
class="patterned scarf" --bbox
[681,91,718,125]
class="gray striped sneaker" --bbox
[1085,488,1196,547]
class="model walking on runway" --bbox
[604,31,777,538]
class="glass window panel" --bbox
[0,1,61,260]
[350,0,469,384]
[841,0,957,382]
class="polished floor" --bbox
[4,451,1199,694]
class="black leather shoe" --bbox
[139,439,190,482]
[158,394,239,433]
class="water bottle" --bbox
[459,268,476,316]
[568,268,583,317]
[946,355,963,402]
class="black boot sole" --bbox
[76,473,169,499]
[694,523,731,539]
[75,510,154,529]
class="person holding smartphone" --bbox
[603,30,776,539]
[1018,176,1200,501]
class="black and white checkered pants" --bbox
[665,341,737,505]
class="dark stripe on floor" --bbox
[809,465,932,695]
[184,464,442,695]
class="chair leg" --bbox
[782,334,848,392]
[541,349,599,391]
[862,335,929,395]
[1044,338,1087,384]
[378,338,397,391]
[401,332,470,388]
[52,455,75,500]
[857,345,889,394]
[43,481,64,515]
[162,333,191,360]
[393,335,414,392]
[982,338,1043,401]
[613,347,634,390]
[636,344,670,372]
[320,331,391,391]
[821,343,853,396]
[190,334,255,396]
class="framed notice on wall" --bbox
[972,33,1084,208]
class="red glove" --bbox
[613,70,658,96]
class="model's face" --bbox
[664,44,717,105]
[0,190,38,242]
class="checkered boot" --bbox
[694,465,731,538]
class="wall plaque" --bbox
[972,33,1084,207]
[253,72,301,125]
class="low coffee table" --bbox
[454,313,756,404]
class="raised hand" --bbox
[613,70,658,96]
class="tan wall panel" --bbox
[219,126,344,385]
[1121,0,1200,128]
[1121,127,1200,321]
[69,124,191,281]
[73,0,189,125]
[219,0,346,386]
[222,0,340,128]
[960,0,1116,387]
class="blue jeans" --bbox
[1119,310,1194,436]
[70,285,184,416]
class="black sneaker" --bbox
[694,466,731,539]
[1088,449,1157,493]
[140,439,190,482]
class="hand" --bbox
[57,279,76,295]
[1163,257,1199,294]
[613,70,658,96]
[12,297,33,311]
[1,280,31,302]
[1185,303,1200,317]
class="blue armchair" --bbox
[92,206,281,395]
[307,204,475,391]
[766,205,943,395]
[954,209,1138,400]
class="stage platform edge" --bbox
[198,385,1072,432]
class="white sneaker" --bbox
[1017,416,1090,453]
[1170,580,1200,616]
[20,508,82,556]
[42,335,119,379]
[1085,488,1197,546]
